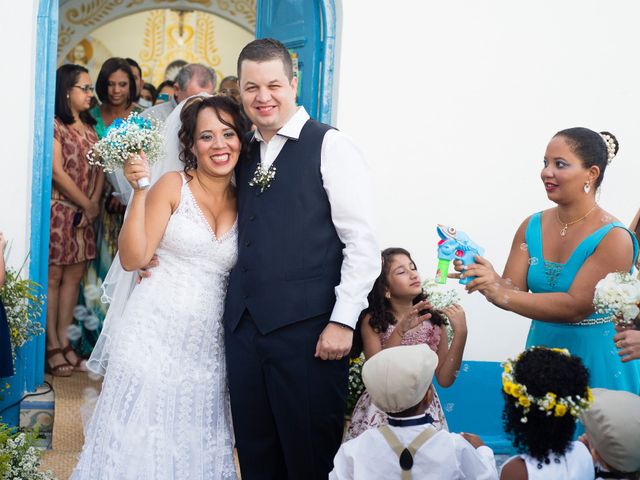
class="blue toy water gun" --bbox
[435,225,485,285]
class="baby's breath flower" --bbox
[87,113,164,173]
[421,279,460,311]
[249,163,277,192]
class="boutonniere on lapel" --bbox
[249,162,277,192]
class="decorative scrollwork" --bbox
[196,14,221,67]
[57,25,75,57]
[188,0,213,6]
[216,0,256,27]
[66,0,125,26]
[140,10,165,63]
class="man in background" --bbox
[142,63,216,122]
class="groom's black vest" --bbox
[224,119,344,334]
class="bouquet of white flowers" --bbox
[422,279,460,310]
[0,253,45,364]
[593,272,640,328]
[87,113,163,189]
[0,424,55,479]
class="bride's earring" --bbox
[583,181,591,194]
[384,291,391,299]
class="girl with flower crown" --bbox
[500,346,594,479]
[346,247,468,439]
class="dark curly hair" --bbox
[554,127,619,188]
[503,347,590,464]
[177,95,251,180]
[351,248,446,358]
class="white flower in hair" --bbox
[600,133,617,164]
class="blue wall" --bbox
[435,360,513,453]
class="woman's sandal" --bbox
[45,348,73,377]
[62,345,88,372]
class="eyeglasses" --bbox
[73,85,95,93]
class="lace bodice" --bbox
[73,175,238,480]
[155,178,238,275]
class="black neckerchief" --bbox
[387,413,434,428]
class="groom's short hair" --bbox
[237,38,294,81]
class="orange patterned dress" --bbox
[49,118,99,265]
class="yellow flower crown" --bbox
[502,347,593,423]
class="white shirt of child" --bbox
[502,441,594,480]
[329,423,498,480]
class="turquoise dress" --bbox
[525,212,640,393]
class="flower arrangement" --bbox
[87,112,164,188]
[346,354,365,415]
[0,256,45,365]
[0,424,56,479]
[422,279,460,310]
[501,347,592,423]
[248,163,277,192]
[593,272,640,328]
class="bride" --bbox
[71,95,250,480]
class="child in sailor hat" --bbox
[330,344,497,480]
[580,388,640,480]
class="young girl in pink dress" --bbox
[346,247,468,439]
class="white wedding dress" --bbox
[71,174,238,480]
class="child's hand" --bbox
[0,232,6,253]
[396,300,432,337]
[460,432,485,448]
[441,304,467,334]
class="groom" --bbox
[224,38,379,480]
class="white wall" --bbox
[336,1,640,361]
[0,1,37,271]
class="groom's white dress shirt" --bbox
[252,106,380,329]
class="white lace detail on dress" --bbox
[72,178,238,480]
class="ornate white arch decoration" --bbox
[58,0,255,60]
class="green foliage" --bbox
[0,258,45,364]
[0,423,55,479]
[346,354,365,415]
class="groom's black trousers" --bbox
[225,310,348,480]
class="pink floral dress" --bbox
[345,321,449,440]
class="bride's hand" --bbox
[123,153,150,190]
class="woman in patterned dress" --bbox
[346,247,468,439]
[47,64,104,375]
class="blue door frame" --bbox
[256,0,337,125]
[0,0,58,425]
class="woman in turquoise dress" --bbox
[74,58,142,357]
[458,127,639,394]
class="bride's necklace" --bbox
[555,204,598,237]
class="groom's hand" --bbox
[315,323,353,361]
[136,254,159,283]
